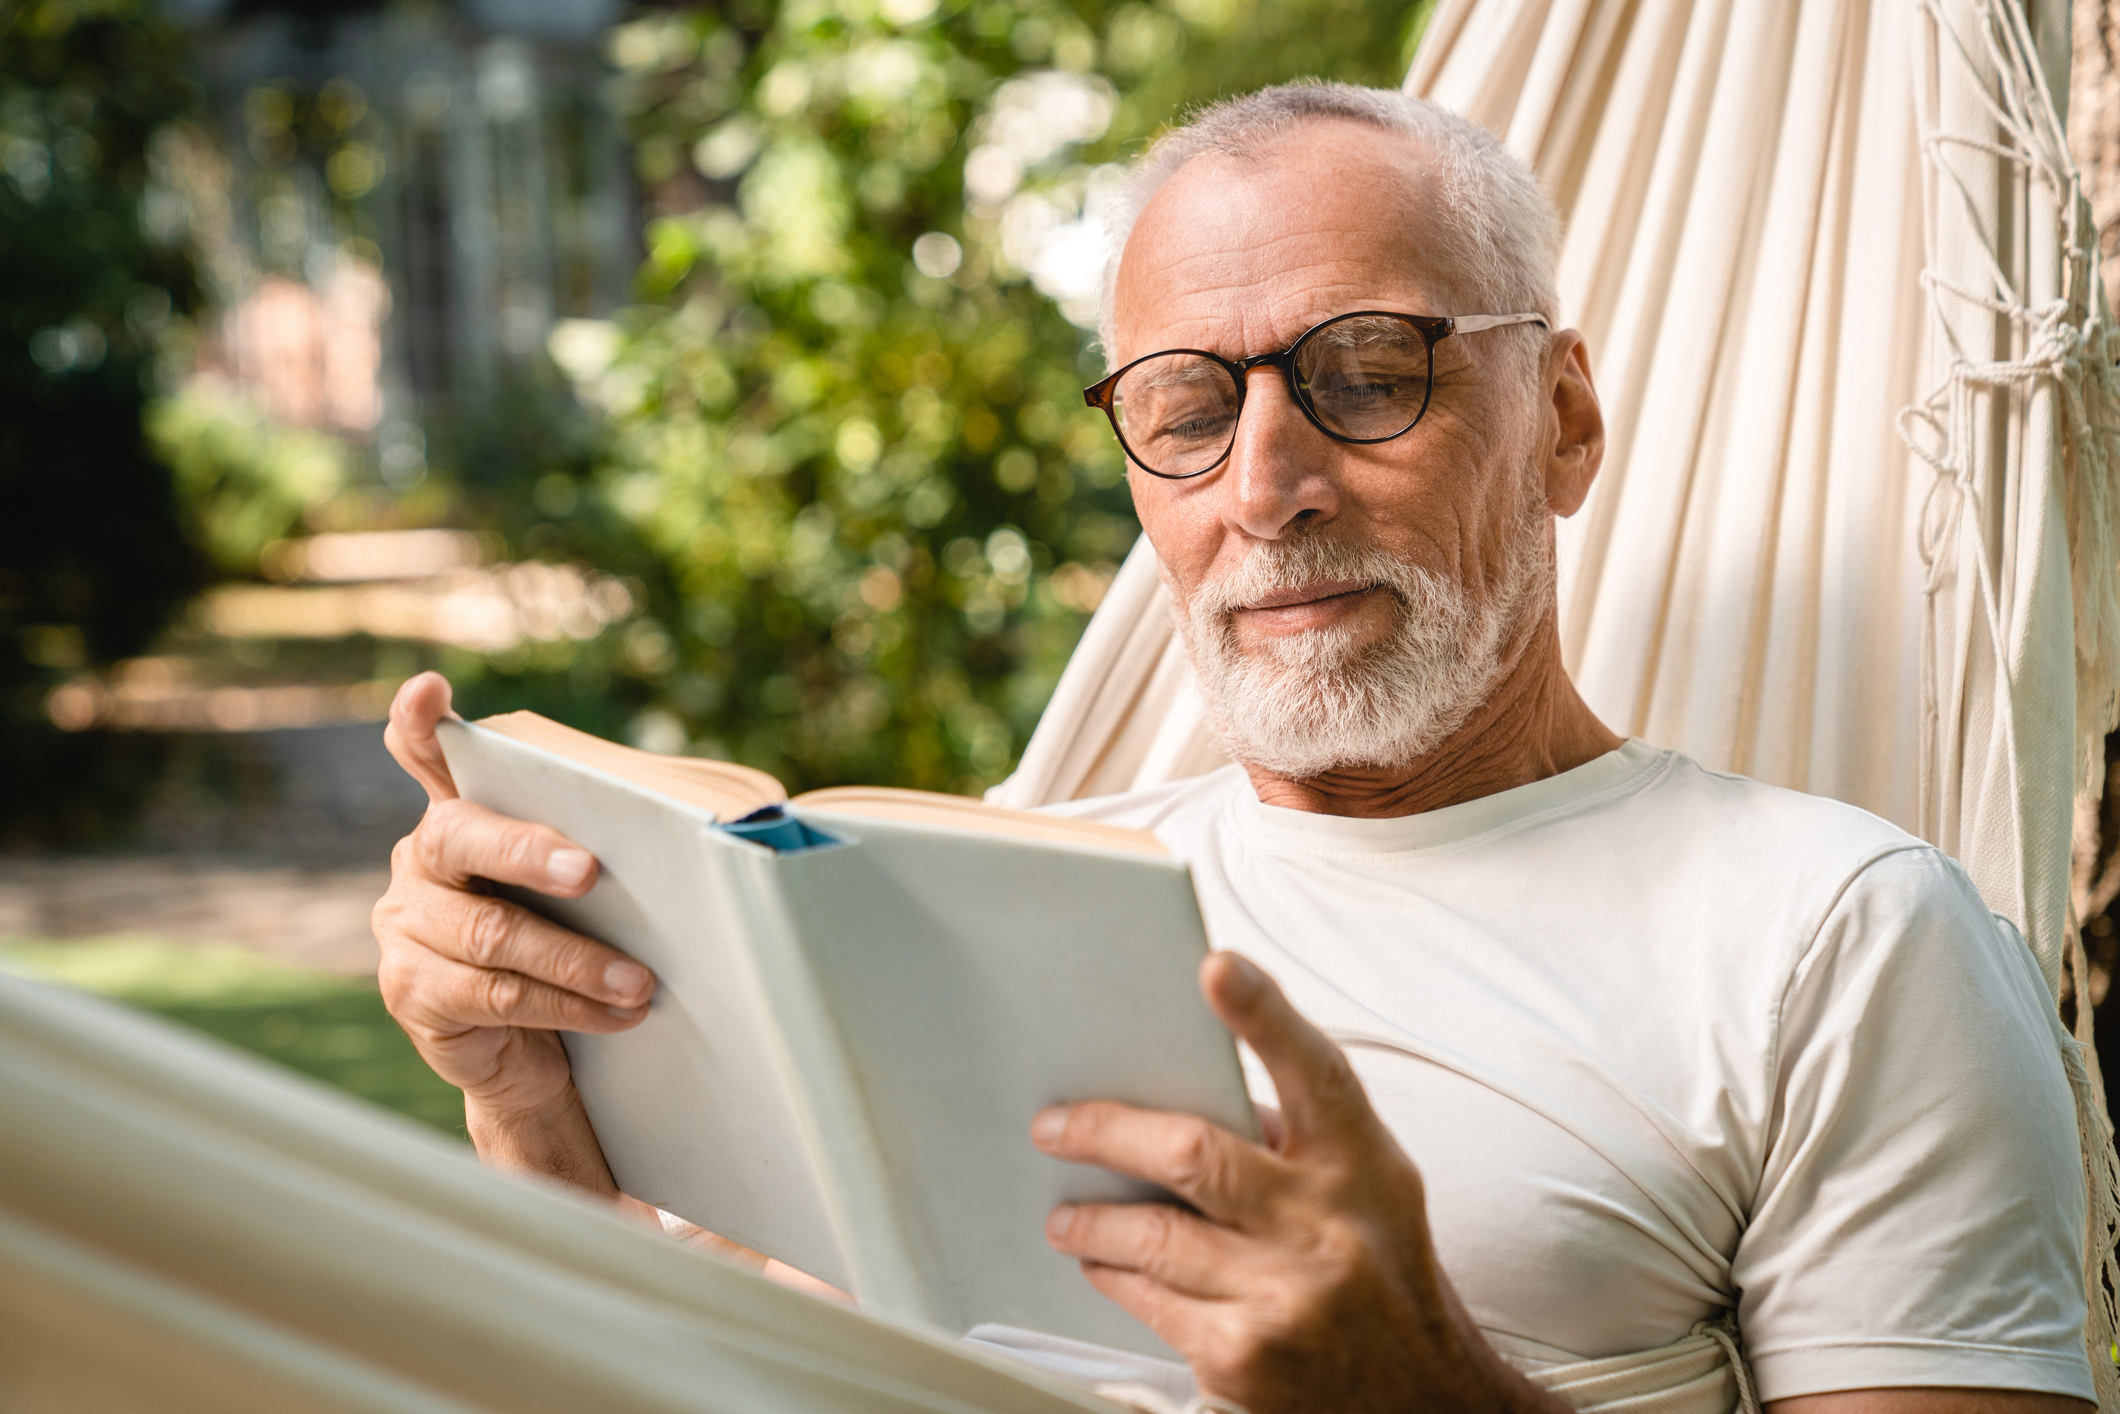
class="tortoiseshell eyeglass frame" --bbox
[1081,308,1550,480]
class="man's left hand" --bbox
[1032,951,1561,1414]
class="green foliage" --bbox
[567,0,1430,795]
[0,0,203,840]
[0,0,1442,834]
[147,384,352,576]
[0,936,468,1137]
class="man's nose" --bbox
[1225,365,1341,539]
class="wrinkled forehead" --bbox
[1109,122,1467,365]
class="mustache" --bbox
[1185,536,1421,621]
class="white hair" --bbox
[1095,81,1561,359]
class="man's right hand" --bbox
[373,672,657,1191]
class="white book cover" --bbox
[439,717,1255,1358]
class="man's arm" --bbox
[1033,953,2095,1414]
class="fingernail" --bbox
[604,960,651,1002]
[1223,953,1264,1001]
[1046,1206,1076,1242]
[547,848,594,889]
[1031,1107,1070,1147]
[607,1003,648,1023]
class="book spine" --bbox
[715,845,933,1324]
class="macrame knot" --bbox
[1901,3,2120,1408]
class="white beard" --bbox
[1173,506,1552,779]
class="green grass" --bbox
[0,935,468,1140]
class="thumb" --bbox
[384,671,461,802]
[1200,951,1370,1150]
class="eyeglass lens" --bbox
[1109,314,1434,477]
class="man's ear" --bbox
[1542,331,1604,518]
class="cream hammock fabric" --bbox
[996,0,2120,1404]
[0,970,1118,1414]
[2,968,1757,1413]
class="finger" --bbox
[391,951,651,1035]
[386,671,461,802]
[1074,1261,1224,1360]
[414,797,600,898]
[1200,952,1369,1148]
[403,877,654,1007]
[1045,1200,1254,1299]
[1032,1101,1283,1226]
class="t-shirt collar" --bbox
[1226,738,1667,858]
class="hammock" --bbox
[998,0,2120,1404]
[0,970,1754,1414]
[0,970,1118,1414]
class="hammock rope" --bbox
[1902,1,2120,1403]
[1904,0,2120,797]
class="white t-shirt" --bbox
[1011,740,2093,1402]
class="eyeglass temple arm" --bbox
[1450,312,1550,335]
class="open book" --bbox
[437,712,1255,1359]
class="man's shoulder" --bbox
[1619,746,1931,873]
[1619,746,1924,847]
[1607,748,1998,961]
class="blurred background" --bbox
[0,0,1440,1135]
[17,0,2120,1146]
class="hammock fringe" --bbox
[1904,2,2120,1404]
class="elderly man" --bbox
[374,83,2094,1414]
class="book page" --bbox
[475,711,786,822]
[793,787,1165,857]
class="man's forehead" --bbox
[1111,121,1457,358]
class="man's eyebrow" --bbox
[1130,359,1227,390]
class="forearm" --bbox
[1444,1333,1575,1414]
[465,1084,623,1200]
[1416,1273,1576,1414]
[465,1088,847,1297]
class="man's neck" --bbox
[1242,616,1623,819]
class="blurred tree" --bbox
[0,0,205,843]
[558,0,1436,795]
[0,0,1442,833]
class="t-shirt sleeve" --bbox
[1731,846,2093,1402]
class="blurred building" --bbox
[167,0,636,478]
[32,0,645,745]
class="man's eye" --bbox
[1159,406,1235,442]
[1133,388,1233,438]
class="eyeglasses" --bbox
[1082,309,1549,480]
